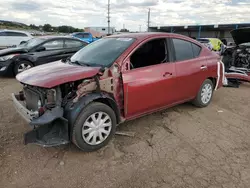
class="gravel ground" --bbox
[0,78,250,188]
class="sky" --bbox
[0,0,250,31]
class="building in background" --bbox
[149,23,250,43]
[84,27,115,37]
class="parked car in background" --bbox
[0,30,33,49]
[0,36,88,76]
[222,28,250,70]
[12,33,223,152]
[197,38,224,54]
[71,32,99,43]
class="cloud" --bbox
[0,0,249,31]
[11,1,43,12]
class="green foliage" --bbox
[0,21,84,33]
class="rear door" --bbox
[171,38,208,100]
[34,39,65,65]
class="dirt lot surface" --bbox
[1,78,250,188]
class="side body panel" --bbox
[122,63,177,118]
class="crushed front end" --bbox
[12,85,69,147]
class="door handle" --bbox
[200,65,207,70]
[163,72,172,77]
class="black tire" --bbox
[14,60,33,76]
[192,79,214,108]
[72,102,117,152]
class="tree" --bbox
[43,24,52,32]
[120,28,129,32]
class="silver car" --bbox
[0,30,33,49]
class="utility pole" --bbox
[107,0,110,34]
[147,8,150,32]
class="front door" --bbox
[121,38,178,119]
[34,39,66,65]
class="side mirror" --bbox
[20,41,27,45]
[36,46,46,52]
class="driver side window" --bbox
[41,39,64,50]
[129,38,168,69]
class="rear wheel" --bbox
[72,102,116,152]
[192,79,214,108]
[14,61,33,75]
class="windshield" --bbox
[70,37,135,67]
[19,38,46,49]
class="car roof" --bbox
[0,29,31,34]
[37,35,86,40]
[107,32,191,40]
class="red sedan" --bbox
[12,32,223,151]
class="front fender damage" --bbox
[23,67,122,147]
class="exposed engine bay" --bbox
[223,45,250,71]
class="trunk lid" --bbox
[16,61,101,88]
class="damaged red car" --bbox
[12,33,223,152]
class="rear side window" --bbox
[75,33,90,38]
[173,38,193,61]
[173,38,201,61]
[191,43,201,57]
[65,39,86,48]
[5,31,28,37]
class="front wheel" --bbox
[14,61,33,75]
[192,79,214,108]
[72,102,117,152]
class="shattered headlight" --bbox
[0,54,19,61]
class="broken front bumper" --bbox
[11,93,70,147]
[11,93,39,122]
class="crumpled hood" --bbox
[16,61,101,88]
[231,27,250,45]
[0,47,28,56]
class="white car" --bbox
[0,30,33,49]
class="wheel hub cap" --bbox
[18,63,31,73]
[82,112,112,145]
[201,83,212,104]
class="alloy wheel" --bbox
[201,83,212,104]
[17,63,32,73]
